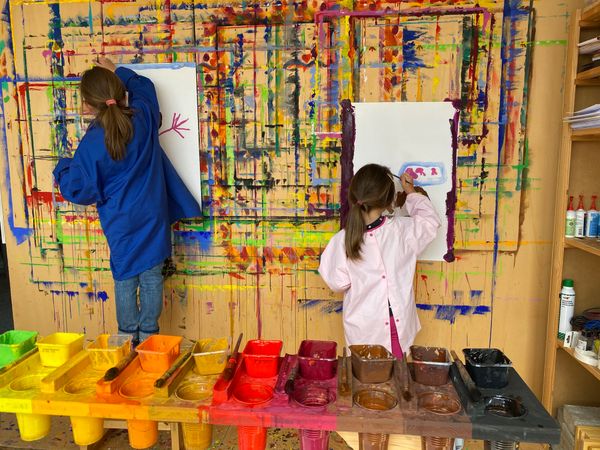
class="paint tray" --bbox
[297,340,337,380]
[410,345,451,386]
[463,348,512,389]
[349,344,394,383]
[136,334,182,373]
[0,330,37,368]
[242,340,283,378]
[36,332,85,367]
[86,334,132,370]
[192,337,229,375]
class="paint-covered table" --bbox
[0,347,212,449]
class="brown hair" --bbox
[81,66,133,161]
[344,164,395,260]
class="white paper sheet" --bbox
[122,63,201,208]
[353,102,456,261]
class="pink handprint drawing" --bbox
[159,112,190,139]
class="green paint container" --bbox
[0,330,38,367]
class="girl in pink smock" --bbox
[318,163,440,359]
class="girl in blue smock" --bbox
[54,57,201,344]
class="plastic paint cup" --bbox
[127,419,158,449]
[233,383,274,406]
[70,416,104,446]
[422,436,455,450]
[182,422,213,449]
[298,429,330,450]
[15,413,51,441]
[237,425,267,450]
[358,432,390,450]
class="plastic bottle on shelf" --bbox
[586,195,599,238]
[558,279,576,341]
[575,195,586,238]
[566,196,576,238]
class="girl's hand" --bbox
[96,57,116,72]
[400,172,416,194]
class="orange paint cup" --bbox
[237,425,267,450]
[127,419,158,449]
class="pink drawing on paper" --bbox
[159,113,190,138]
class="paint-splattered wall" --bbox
[0,0,576,392]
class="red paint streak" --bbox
[26,189,63,208]
[229,272,245,280]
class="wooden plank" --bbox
[582,1,600,22]
[559,346,600,383]
[576,66,600,82]
[542,8,582,413]
[565,237,600,257]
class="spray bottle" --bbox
[575,195,586,238]
[586,195,599,238]
[566,196,576,238]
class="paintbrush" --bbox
[339,347,350,396]
[154,347,193,388]
[104,350,137,381]
[220,332,243,383]
[400,352,412,402]
[450,350,482,403]
[284,361,299,395]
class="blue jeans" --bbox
[114,262,164,343]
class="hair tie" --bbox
[105,99,117,106]
[356,200,363,206]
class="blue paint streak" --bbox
[174,230,213,252]
[416,303,492,324]
[402,29,427,70]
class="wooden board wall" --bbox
[0,0,580,398]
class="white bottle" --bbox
[566,196,576,238]
[558,279,575,340]
[575,195,586,238]
[586,195,599,237]
[454,438,464,450]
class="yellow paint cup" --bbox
[182,422,213,450]
[70,416,104,446]
[15,413,51,441]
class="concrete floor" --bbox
[0,413,353,449]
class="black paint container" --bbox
[463,348,512,389]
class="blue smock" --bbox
[53,67,201,281]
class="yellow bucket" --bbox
[127,419,158,449]
[36,332,84,367]
[182,422,213,449]
[86,334,131,370]
[70,416,104,446]
[192,338,229,375]
[15,413,51,441]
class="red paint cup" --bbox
[237,426,267,450]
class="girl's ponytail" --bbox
[344,164,395,260]
[344,202,366,259]
[81,66,133,161]
[97,102,133,160]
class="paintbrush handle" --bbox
[450,350,482,403]
[154,348,192,388]
[104,350,137,381]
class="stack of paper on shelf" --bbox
[564,104,600,130]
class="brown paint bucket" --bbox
[353,389,397,450]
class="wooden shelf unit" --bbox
[565,237,600,256]
[558,344,600,383]
[542,3,600,415]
